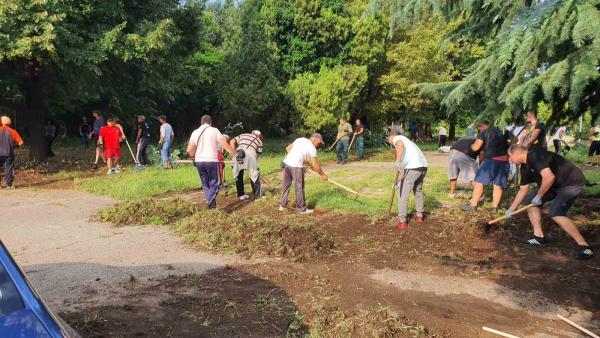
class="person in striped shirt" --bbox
[230,130,264,200]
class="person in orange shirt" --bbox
[0,116,24,189]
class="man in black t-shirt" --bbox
[505,145,593,260]
[522,111,547,149]
[135,115,151,165]
[460,121,509,213]
[447,136,480,197]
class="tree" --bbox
[0,0,206,161]
[287,64,367,132]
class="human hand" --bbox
[395,161,404,172]
[531,195,542,206]
[321,174,328,182]
[504,207,515,219]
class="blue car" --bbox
[0,240,79,337]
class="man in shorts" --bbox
[460,121,509,214]
[98,118,124,175]
[587,123,600,167]
[505,145,593,260]
[447,136,480,198]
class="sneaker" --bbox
[239,194,250,201]
[299,209,314,214]
[114,167,121,173]
[525,236,547,245]
[414,215,424,223]
[278,206,286,212]
[491,207,499,214]
[575,246,594,260]
[460,203,477,212]
[396,221,408,230]
[107,169,113,175]
[92,163,99,170]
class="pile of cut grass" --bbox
[98,197,199,226]
[173,210,335,260]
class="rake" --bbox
[123,138,146,171]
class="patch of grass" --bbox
[173,210,335,260]
[98,197,198,226]
[299,167,450,215]
[78,166,200,200]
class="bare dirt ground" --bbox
[2,150,599,337]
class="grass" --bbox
[98,197,199,226]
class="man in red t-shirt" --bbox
[98,117,124,175]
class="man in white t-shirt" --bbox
[279,134,328,214]
[187,115,237,209]
[158,115,174,168]
[437,125,447,148]
[388,128,428,230]
[551,124,568,154]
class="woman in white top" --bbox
[551,125,568,154]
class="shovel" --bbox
[484,204,534,233]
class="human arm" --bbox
[355,126,364,136]
[394,139,405,170]
[159,125,164,144]
[471,139,484,152]
[219,137,237,158]
[309,157,328,181]
[229,138,238,150]
[285,143,293,153]
[523,128,541,148]
[534,168,555,203]
[506,185,530,216]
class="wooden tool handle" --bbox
[349,134,356,149]
[306,169,359,196]
[327,137,341,151]
[557,315,600,338]
[488,204,534,225]
[387,170,401,215]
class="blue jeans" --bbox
[336,139,349,162]
[195,162,221,209]
[356,137,364,158]
[161,141,171,163]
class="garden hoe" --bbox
[306,168,359,198]
[484,204,534,233]
[123,138,146,171]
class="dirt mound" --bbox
[174,210,335,260]
[98,197,199,226]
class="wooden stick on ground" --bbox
[557,315,600,338]
[487,204,534,225]
[306,168,359,196]
[260,176,274,190]
[482,326,520,338]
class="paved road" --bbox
[0,189,240,311]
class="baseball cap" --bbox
[311,133,324,144]
[252,130,264,140]
[157,115,167,121]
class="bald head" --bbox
[1,116,11,126]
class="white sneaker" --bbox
[107,169,113,175]
[239,194,250,201]
[299,209,314,214]
[278,206,286,212]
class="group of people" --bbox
[85,112,174,173]
[333,118,365,164]
[445,111,593,259]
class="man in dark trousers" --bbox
[187,115,237,209]
[230,130,264,200]
[90,111,105,169]
[279,134,328,214]
[447,136,480,198]
[460,121,509,214]
[135,115,151,165]
[505,145,593,260]
[335,118,353,165]
[0,116,24,189]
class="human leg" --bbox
[397,170,418,223]
[553,139,560,153]
[3,156,15,187]
[250,176,262,199]
[235,169,246,197]
[336,140,343,162]
[279,166,293,208]
[197,162,220,209]
[492,185,503,209]
[468,182,484,207]
[291,167,306,211]
[526,206,544,238]
[161,141,171,168]
[356,137,364,158]
[412,169,426,217]
[341,139,349,163]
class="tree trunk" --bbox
[22,62,49,162]
[449,113,456,141]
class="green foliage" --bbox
[287,65,367,132]
[98,197,199,226]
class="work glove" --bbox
[531,195,543,206]
[504,208,515,219]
